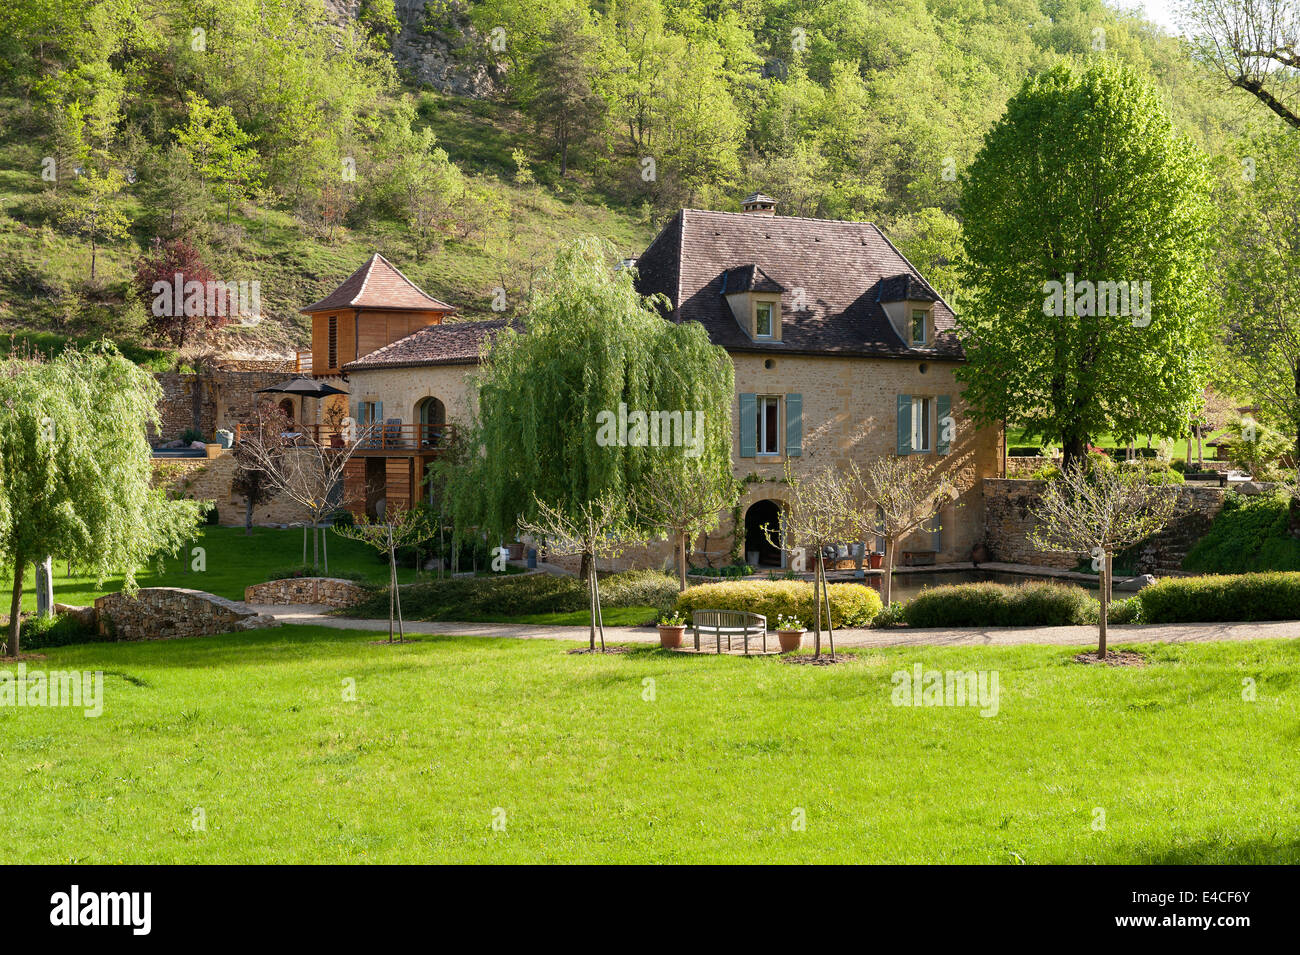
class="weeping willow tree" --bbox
[0,344,206,656]
[444,235,734,577]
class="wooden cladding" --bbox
[309,308,445,374]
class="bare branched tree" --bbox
[238,420,373,572]
[636,466,739,591]
[763,463,855,658]
[1180,0,1300,127]
[332,506,432,642]
[847,456,956,607]
[1030,461,1178,658]
[518,491,645,652]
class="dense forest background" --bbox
[0,0,1276,364]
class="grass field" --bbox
[10,526,424,615]
[3,627,1297,863]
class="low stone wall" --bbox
[152,452,311,527]
[244,577,368,608]
[94,588,275,641]
[982,479,1228,573]
[1005,455,1058,478]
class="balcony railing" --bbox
[234,422,457,452]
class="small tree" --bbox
[230,406,288,535]
[1030,460,1177,658]
[764,464,855,659]
[333,506,432,643]
[58,165,130,281]
[518,492,644,653]
[638,464,739,591]
[237,425,371,573]
[848,456,955,607]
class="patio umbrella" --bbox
[255,377,348,397]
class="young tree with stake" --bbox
[847,456,956,607]
[518,492,644,653]
[1030,460,1177,658]
[332,506,432,643]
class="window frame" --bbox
[755,301,774,339]
[910,308,928,346]
[756,395,781,455]
[911,395,932,453]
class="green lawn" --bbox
[11,526,424,614]
[3,627,1297,863]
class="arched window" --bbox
[416,396,446,447]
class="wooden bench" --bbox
[691,609,767,655]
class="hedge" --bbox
[19,614,100,650]
[1138,572,1300,623]
[674,580,882,628]
[345,569,678,621]
[903,582,1095,628]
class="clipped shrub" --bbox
[688,563,755,578]
[1138,572,1300,623]
[599,569,678,613]
[903,581,1095,628]
[267,565,367,583]
[674,580,881,627]
[872,601,909,628]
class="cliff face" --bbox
[324,0,499,97]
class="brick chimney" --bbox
[741,193,777,216]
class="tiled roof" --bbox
[302,253,457,313]
[342,319,516,371]
[634,209,962,359]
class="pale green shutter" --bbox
[785,393,802,457]
[936,394,952,455]
[739,393,756,458]
[896,395,912,455]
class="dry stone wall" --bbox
[94,588,275,641]
[244,577,368,608]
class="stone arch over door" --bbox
[743,499,785,567]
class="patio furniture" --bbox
[691,609,767,655]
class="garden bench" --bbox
[691,609,767,655]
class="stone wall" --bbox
[94,588,275,641]
[151,368,298,445]
[982,479,1228,573]
[151,452,309,527]
[244,577,369,608]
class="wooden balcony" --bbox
[235,422,457,456]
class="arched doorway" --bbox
[416,396,446,447]
[744,499,784,567]
[278,397,295,424]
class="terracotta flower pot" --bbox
[777,629,804,653]
[658,625,686,649]
[869,552,884,569]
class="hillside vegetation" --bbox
[0,0,1256,363]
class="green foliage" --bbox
[958,60,1217,458]
[347,569,678,621]
[446,235,734,545]
[1182,492,1300,573]
[688,564,754,578]
[18,612,99,650]
[0,343,206,653]
[1139,572,1300,623]
[674,580,882,628]
[265,566,368,584]
[903,582,1096,628]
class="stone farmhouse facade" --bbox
[287,195,1005,570]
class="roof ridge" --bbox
[682,208,883,229]
[351,252,380,306]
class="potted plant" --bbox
[657,611,687,649]
[868,551,884,569]
[774,614,805,653]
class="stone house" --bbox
[321,195,1005,567]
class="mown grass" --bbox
[11,526,422,614]
[2,627,1297,863]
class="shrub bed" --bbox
[903,582,1096,628]
[1138,572,1300,623]
[19,614,101,650]
[674,580,881,628]
[1182,492,1300,573]
[345,569,678,621]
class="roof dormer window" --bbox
[910,308,928,346]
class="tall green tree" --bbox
[173,93,264,223]
[0,344,205,656]
[444,236,734,575]
[958,60,1217,467]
